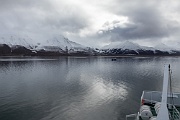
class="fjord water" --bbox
[0,57,180,120]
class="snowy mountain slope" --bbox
[102,41,145,50]
[140,46,155,51]
[101,41,180,55]
[154,43,178,52]
[102,41,178,52]
[163,41,180,51]
[45,35,86,51]
[0,34,91,54]
[34,35,93,54]
[0,35,34,49]
[154,43,177,51]
[0,34,180,56]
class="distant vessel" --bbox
[126,64,180,120]
[112,58,117,61]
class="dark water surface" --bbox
[0,56,180,120]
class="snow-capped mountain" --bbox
[0,34,96,56]
[45,35,86,50]
[154,43,177,51]
[102,41,178,52]
[163,41,180,51]
[34,35,89,53]
[0,34,180,56]
[0,34,90,53]
[101,41,180,55]
[103,41,141,50]
[102,41,156,51]
[0,34,34,49]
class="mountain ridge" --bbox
[0,34,180,56]
[0,34,96,56]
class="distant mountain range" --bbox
[0,35,96,56]
[101,41,180,56]
[0,34,180,56]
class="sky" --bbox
[0,0,180,48]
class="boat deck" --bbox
[142,91,180,107]
[126,66,180,120]
[126,91,180,120]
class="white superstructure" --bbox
[126,64,180,120]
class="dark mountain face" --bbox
[11,45,32,55]
[0,44,11,55]
[100,48,180,56]
[137,50,154,55]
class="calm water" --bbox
[0,56,180,120]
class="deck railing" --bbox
[169,105,180,120]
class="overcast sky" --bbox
[0,0,180,47]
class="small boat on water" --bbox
[112,58,117,61]
[126,64,180,120]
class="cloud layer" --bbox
[0,0,180,47]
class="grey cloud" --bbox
[0,0,180,47]
[0,0,90,41]
[0,0,51,11]
[41,11,89,32]
[97,0,180,42]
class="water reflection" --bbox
[81,77,128,107]
[0,57,180,120]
